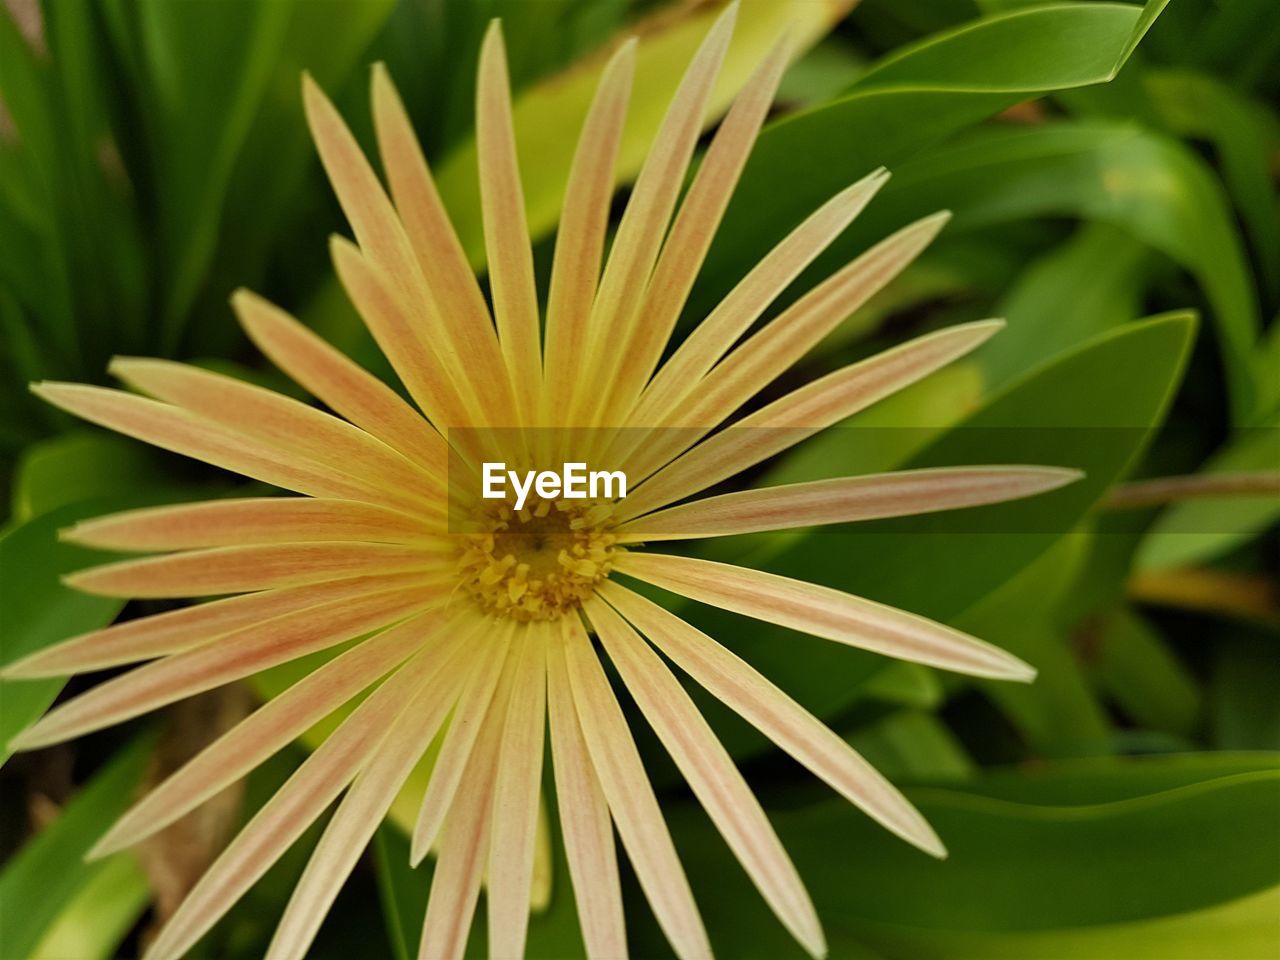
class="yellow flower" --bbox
[9,9,1078,960]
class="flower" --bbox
[8,8,1080,960]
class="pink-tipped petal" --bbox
[2,571,431,679]
[541,39,636,433]
[587,597,825,958]
[601,582,946,858]
[63,497,433,552]
[11,586,441,752]
[477,22,542,418]
[614,552,1035,682]
[265,623,478,960]
[65,541,443,599]
[547,631,627,959]
[90,612,440,859]
[559,616,712,960]
[142,634,450,960]
[487,622,549,959]
[233,289,448,480]
[619,319,1003,520]
[619,466,1083,541]
[410,623,512,864]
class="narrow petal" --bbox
[601,582,946,858]
[410,623,512,864]
[618,212,953,483]
[31,383,404,504]
[541,40,636,432]
[618,319,1003,520]
[614,552,1035,681]
[629,169,890,430]
[62,498,434,552]
[10,586,440,751]
[142,634,450,960]
[547,631,627,959]
[329,236,483,439]
[559,616,711,960]
[1106,470,1280,508]
[487,623,548,959]
[370,64,516,430]
[266,622,479,960]
[418,640,514,960]
[90,612,438,858]
[234,288,448,480]
[110,357,438,517]
[65,541,443,598]
[606,34,793,423]
[586,597,825,958]
[477,22,542,418]
[619,466,1084,541]
[2,572,431,679]
[572,4,737,424]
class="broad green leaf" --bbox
[0,502,131,763]
[1211,633,1280,751]
[977,223,1150,391]
[27,854,150,960]
[846,709,975,781]
[0,736,153,960]
[645,760,1280,958]
[434,0,853,264]
[692,0,1166,309]
[10,431,168,522]
[823,121,1261,422]
[1136,416,1280,571]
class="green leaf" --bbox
[648,758,1280,958]
[1091,606,1201,736]
[693,0,1166,309]
[0,736,154,960]
[824,121,1261,422]
[27,854,151,960]
[10,431,169,522]
[0,502,131,764]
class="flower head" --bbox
[9,8,1079,960]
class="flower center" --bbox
[455,496,619,621]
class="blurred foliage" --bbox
[1,0,1277,957]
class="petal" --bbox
[618,212,954,483]
[410,622,513,864]
[62,497,434,552]
[110,357,438,517]
[573,4,737,423]
[600,582,946,858]
[31,383,400,504]
[547,630,627,959]
[370,65,516,430]
[614,552,1035,681]
[619,466,1083,541]
[265,621,480,960]
[586,597,825,958]
[90,612,434,858]
[629,169,889,430]
[618,319,1003,520]
[477,22,542,418]
[65,541,444,598]
[559,616,711,960]
[418,639,514,960]
[541,39,636,434]
[487,622,549,959]
[10,585,441,751]
[606,34,793,423]
[234,289,448,480]
[141,629,451,960]
[2,571,431,679]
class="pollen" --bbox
[456,496,620,621]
